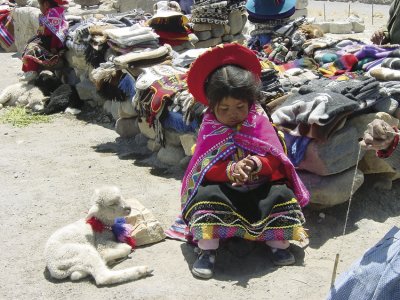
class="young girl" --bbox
[182,43,309,279]
[20,0,68,82]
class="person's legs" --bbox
[192,239,219,279]
[265,240,295,266]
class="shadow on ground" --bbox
[92,137,185,180]
[305,176,400,249]
[180,238,306,287]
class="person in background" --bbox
[371,0,400,45]
[20,0,68,82]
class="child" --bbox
[182,43,310,279]
[20,0,68,82]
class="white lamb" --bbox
[0,82,46,111]
[44,186,152,285]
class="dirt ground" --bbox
[1,2,399,299]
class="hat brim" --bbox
[187,43,261,106]
[245,0,296,16]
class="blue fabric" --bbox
[161,111,199,133]
[178,0,193,13]
[284,133,312,167]
[327,226,400,300]
[118,74,136,99]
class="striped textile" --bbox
[0,22,14,47]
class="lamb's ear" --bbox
[86,205,99,220]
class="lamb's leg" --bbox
[54,244,151,285]
[94,265,153,286]
[101,242,132,263]
[70,270,88,281]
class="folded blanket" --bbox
[104,24,154,44]
[113,45,171,67]
[109,32,159,47]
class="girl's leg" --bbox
[265,240,290,249]
[192,239,219,279]
[198,238,219,250]
[265,240,295,266]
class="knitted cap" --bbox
[187,43,261,106]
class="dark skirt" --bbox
[182,182,306,242]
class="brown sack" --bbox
[125,198,166,246]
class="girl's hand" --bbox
[232,155,255,186]
[360,119,396,151]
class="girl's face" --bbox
[213,97,249,127]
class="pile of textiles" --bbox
[246,0,296,50]
[190,0,246,25]
[105,24,159,54]
[259,19,322,63]
[65,11,154,59]
[258,68,285,106]
[369,47,400,81]
[271,76,392,141]
[147,1,197,52]
[132,64,192,144]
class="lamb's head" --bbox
[86,186,131,225]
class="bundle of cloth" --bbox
[190,0,246,25]
[147,1,197,52]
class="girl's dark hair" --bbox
[39,0,59,7]
[205,65,261,110]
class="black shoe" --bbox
[270,248,295,266]
[191,250,216,279]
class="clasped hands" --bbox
[231,155,257,186]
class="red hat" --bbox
[187,43,261,106]
[54,0,69,6]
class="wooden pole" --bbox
[324,2,326,21]
[348,3,350,17]
[372,4,374,25]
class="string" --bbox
[330,144,363,288]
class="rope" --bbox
[330,144,363,288]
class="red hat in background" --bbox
[187,43,262,106]
[54,0,69,7]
